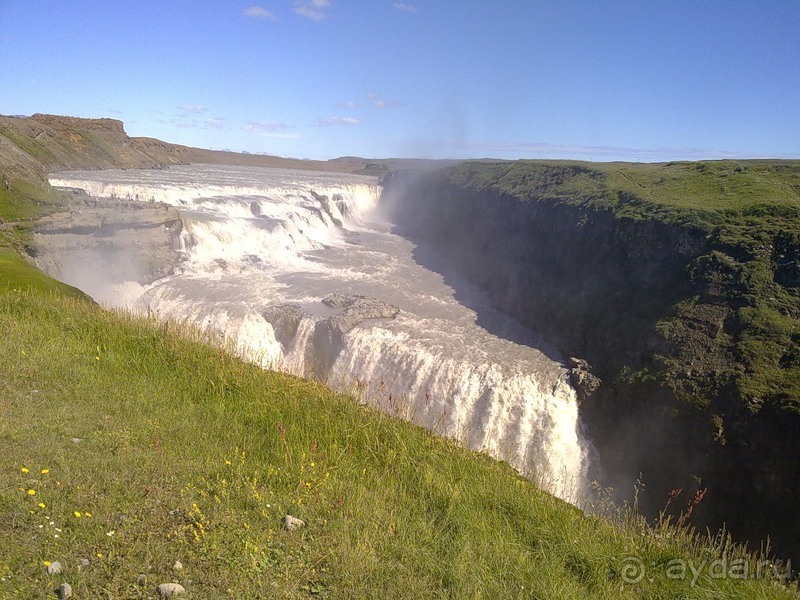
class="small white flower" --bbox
[106,530,115,536]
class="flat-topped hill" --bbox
[443,159,800,220]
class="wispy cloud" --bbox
[434,140,758,161]
[245,121,300,138]
[393,3,417,13]
[204,118,226,129]
[294,0,331,21]
[337,94,403,110]
[245,120,289,132]
[177,104,208,114]
[367,92,403,109]
[244,6,276,19]
[313,116,361,127]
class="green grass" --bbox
[446,159,800,220]
[0,177,64,223]
[0,288,796,598]
[0,247,88,299]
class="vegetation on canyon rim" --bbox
[442,158,800,409]
[1,114,799,597]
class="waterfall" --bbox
[48,164,590,502]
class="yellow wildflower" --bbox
[84,512,92,518]
[43,561,51,567]
[21,467,29,474]
[27,489,36,496]
[73,511,81,518]
[41,469,49,474]
[38,502,46,509]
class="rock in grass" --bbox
[58,582,73,599]
[283,514,305,531]
[78,558,90,568]
[156,582,186,597]
[173,560,183,570]
[137,573,147,586]
[46,560,63,575]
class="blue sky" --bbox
[1,1,798,161]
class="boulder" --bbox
[156,582,186,597]
[283,515,305,531]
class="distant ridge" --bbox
[0,113,406,179]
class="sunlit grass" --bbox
[0,288,796,598]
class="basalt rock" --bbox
[568,357,601,402]
[312,294,400,374]
[261,304,307,350]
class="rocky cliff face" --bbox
[382,166,800,562]
[32,193,183,302]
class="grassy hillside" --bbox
[1,287,795,598]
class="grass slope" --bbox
[0,288,795,598]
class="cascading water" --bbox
[48,164,590,502]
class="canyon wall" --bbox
[382,162,800,561]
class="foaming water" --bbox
[49,164,590,501]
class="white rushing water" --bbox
[49,164,590,501]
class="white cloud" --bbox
[204,118,226,129]
[244,6,276,19]
[337,101,359,109]
[314,116,361,126]
[393,3,417,13]
[294,0,331,21]
[177,104,208,114]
